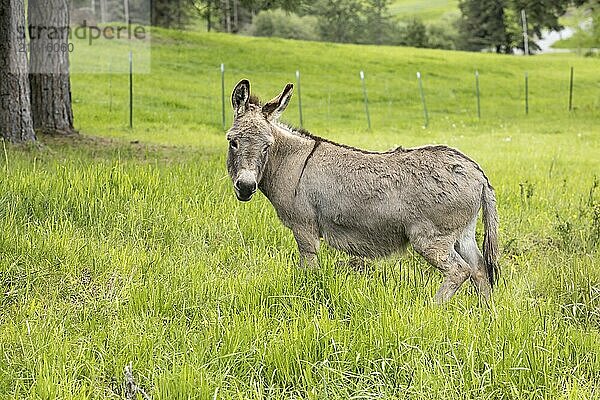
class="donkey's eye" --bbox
[230,140,239,150]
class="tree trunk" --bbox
[207,0,212,32]
[233,0,238,32]
[123,0,130,23]
[99,0,107,23]
[0,0,36,142]
[223,0,231,33]
[28,0,76,135]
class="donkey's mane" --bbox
[278,123,403,155]
[251,93,396,155]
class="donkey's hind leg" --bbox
[455,220,491,301]
[410,232,471,304]
[433,251,472,304]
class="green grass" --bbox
[553,30,599,52]
[390,0,459,21]
[1,29,600,399]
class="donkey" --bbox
[226,80,499,303]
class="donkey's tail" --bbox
[481,184,499,288]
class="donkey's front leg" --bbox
[292,228,320,268]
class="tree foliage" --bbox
[153,0,196,29]
[150,0,590,53]
[427,15,460,50]
[399,18,429,47]
[190,0,315,32]
[457,0,510,52]
[311,0,365,43]
[458,0,591,53]
[250,9,319,41]
[594,3,600,45]
[363,0,393,44]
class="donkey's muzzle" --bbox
[234,179,257,202]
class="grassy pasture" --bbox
[389,0,459,21]
[1,30,599,399]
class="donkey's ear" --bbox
[232,79,250,117]
[262,83,293,121]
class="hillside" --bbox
[390,0,458,21]
[71,28,599,147]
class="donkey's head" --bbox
[226,80,293,201]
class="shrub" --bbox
[398,18,429,48]
[427,14,460,50]
[248,9,319,41]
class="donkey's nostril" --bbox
[235,179,257,200]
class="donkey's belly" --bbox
[319,219,408,258]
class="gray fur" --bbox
[226,80,500,303]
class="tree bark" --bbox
[99,0,107,23]
[207,0,212,32]
[0,0,36,142]
[233,0,238,32]
[223,0,231,33]
[28,0,76,135]
[124,0,130,23]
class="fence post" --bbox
[221,63,226,130]
[359,71,371,130]
[475,70,481,120]
[568,66,574,112]
[296,70,303,128]
[417,72,429,128]
[129,51,133,129]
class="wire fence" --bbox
[77,54,600,133]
